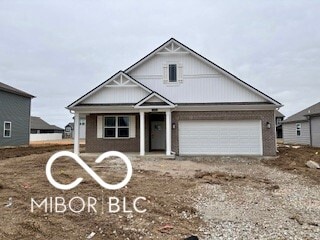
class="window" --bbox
[296,123,301,136]
[276,118,282,125]
[104,116,129,138]
[3,121,11,138]
[65,127,71,133]
[169,64,177,82]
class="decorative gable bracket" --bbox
[134,92,176,109]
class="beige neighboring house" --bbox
[282,102,320,147]
[67,38,282,156]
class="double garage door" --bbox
[179,120,263,155]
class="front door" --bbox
[151,120,166,150]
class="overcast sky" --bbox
[0,0,319,128]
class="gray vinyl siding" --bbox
[283,121,310,145]
[0,90,31,147]
[311,116,320,147]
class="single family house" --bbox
[275,110,285,138]
[64,118,86,139]
[67,38,282,156]
[283,102,320,147]
[30,116,64,142]
[0,82,34,147]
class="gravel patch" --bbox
[192,163,320,240]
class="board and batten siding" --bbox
[82,85,149,104]
[283,122,310,145]
[0,90,31,147]
[311,116,320,147]
[128,53,266,103]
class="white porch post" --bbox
[166,110,172,156]
[74,112,80,155]
[139,111,145,156]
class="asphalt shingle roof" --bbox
[275,110,285,118]
[0,82,34,98]
[31,116,63,131]
[283,102,320,123]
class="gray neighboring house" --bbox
[0,82,34,147]
[64,122,74,138]
[65,119,86,139]
[30,116,64,134]
[283,102,320,147]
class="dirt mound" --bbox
[263,146,320,183]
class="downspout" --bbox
[309,116,313,147]
[274,109,278,153]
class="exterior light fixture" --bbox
[266,122,271,129]
[172,123,176,129]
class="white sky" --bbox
[0,0,319,127]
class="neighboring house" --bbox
[64,119,86,139]
[283,102,320,147]
[30,116,64,142]
[0,82,34,147]
[275,110,285,138]
[67,38,282,156]
[64,122,74,138]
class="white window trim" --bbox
[296,123,301,136]
[3,121,12,138]
[103,115,130,139]
[163,62,183,85]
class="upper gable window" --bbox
[163,63,183,84]
[169,64,177,82]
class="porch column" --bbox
[139,111,145,156]
[74,112,80,155]
[166,110,172,156]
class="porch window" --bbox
[296,123,301,136]
[3,121,11,138]
[104,116,129,138]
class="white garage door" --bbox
[179,120,262,155]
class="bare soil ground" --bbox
[0,144,319,239]
[262,145,320,183]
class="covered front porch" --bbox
[73,108,174,157]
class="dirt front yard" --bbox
[0,145,319,239]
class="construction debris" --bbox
[306,160,320,169]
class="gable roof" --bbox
[134,92,176,108]
[67,71,153,109]
[31,116,63,131]
[65,122,74,129]
[0,82,34,98]
[283,102,320,123]
[275,110,285,118]
[125,38,281,107]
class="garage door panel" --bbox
[179,120,262,155]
